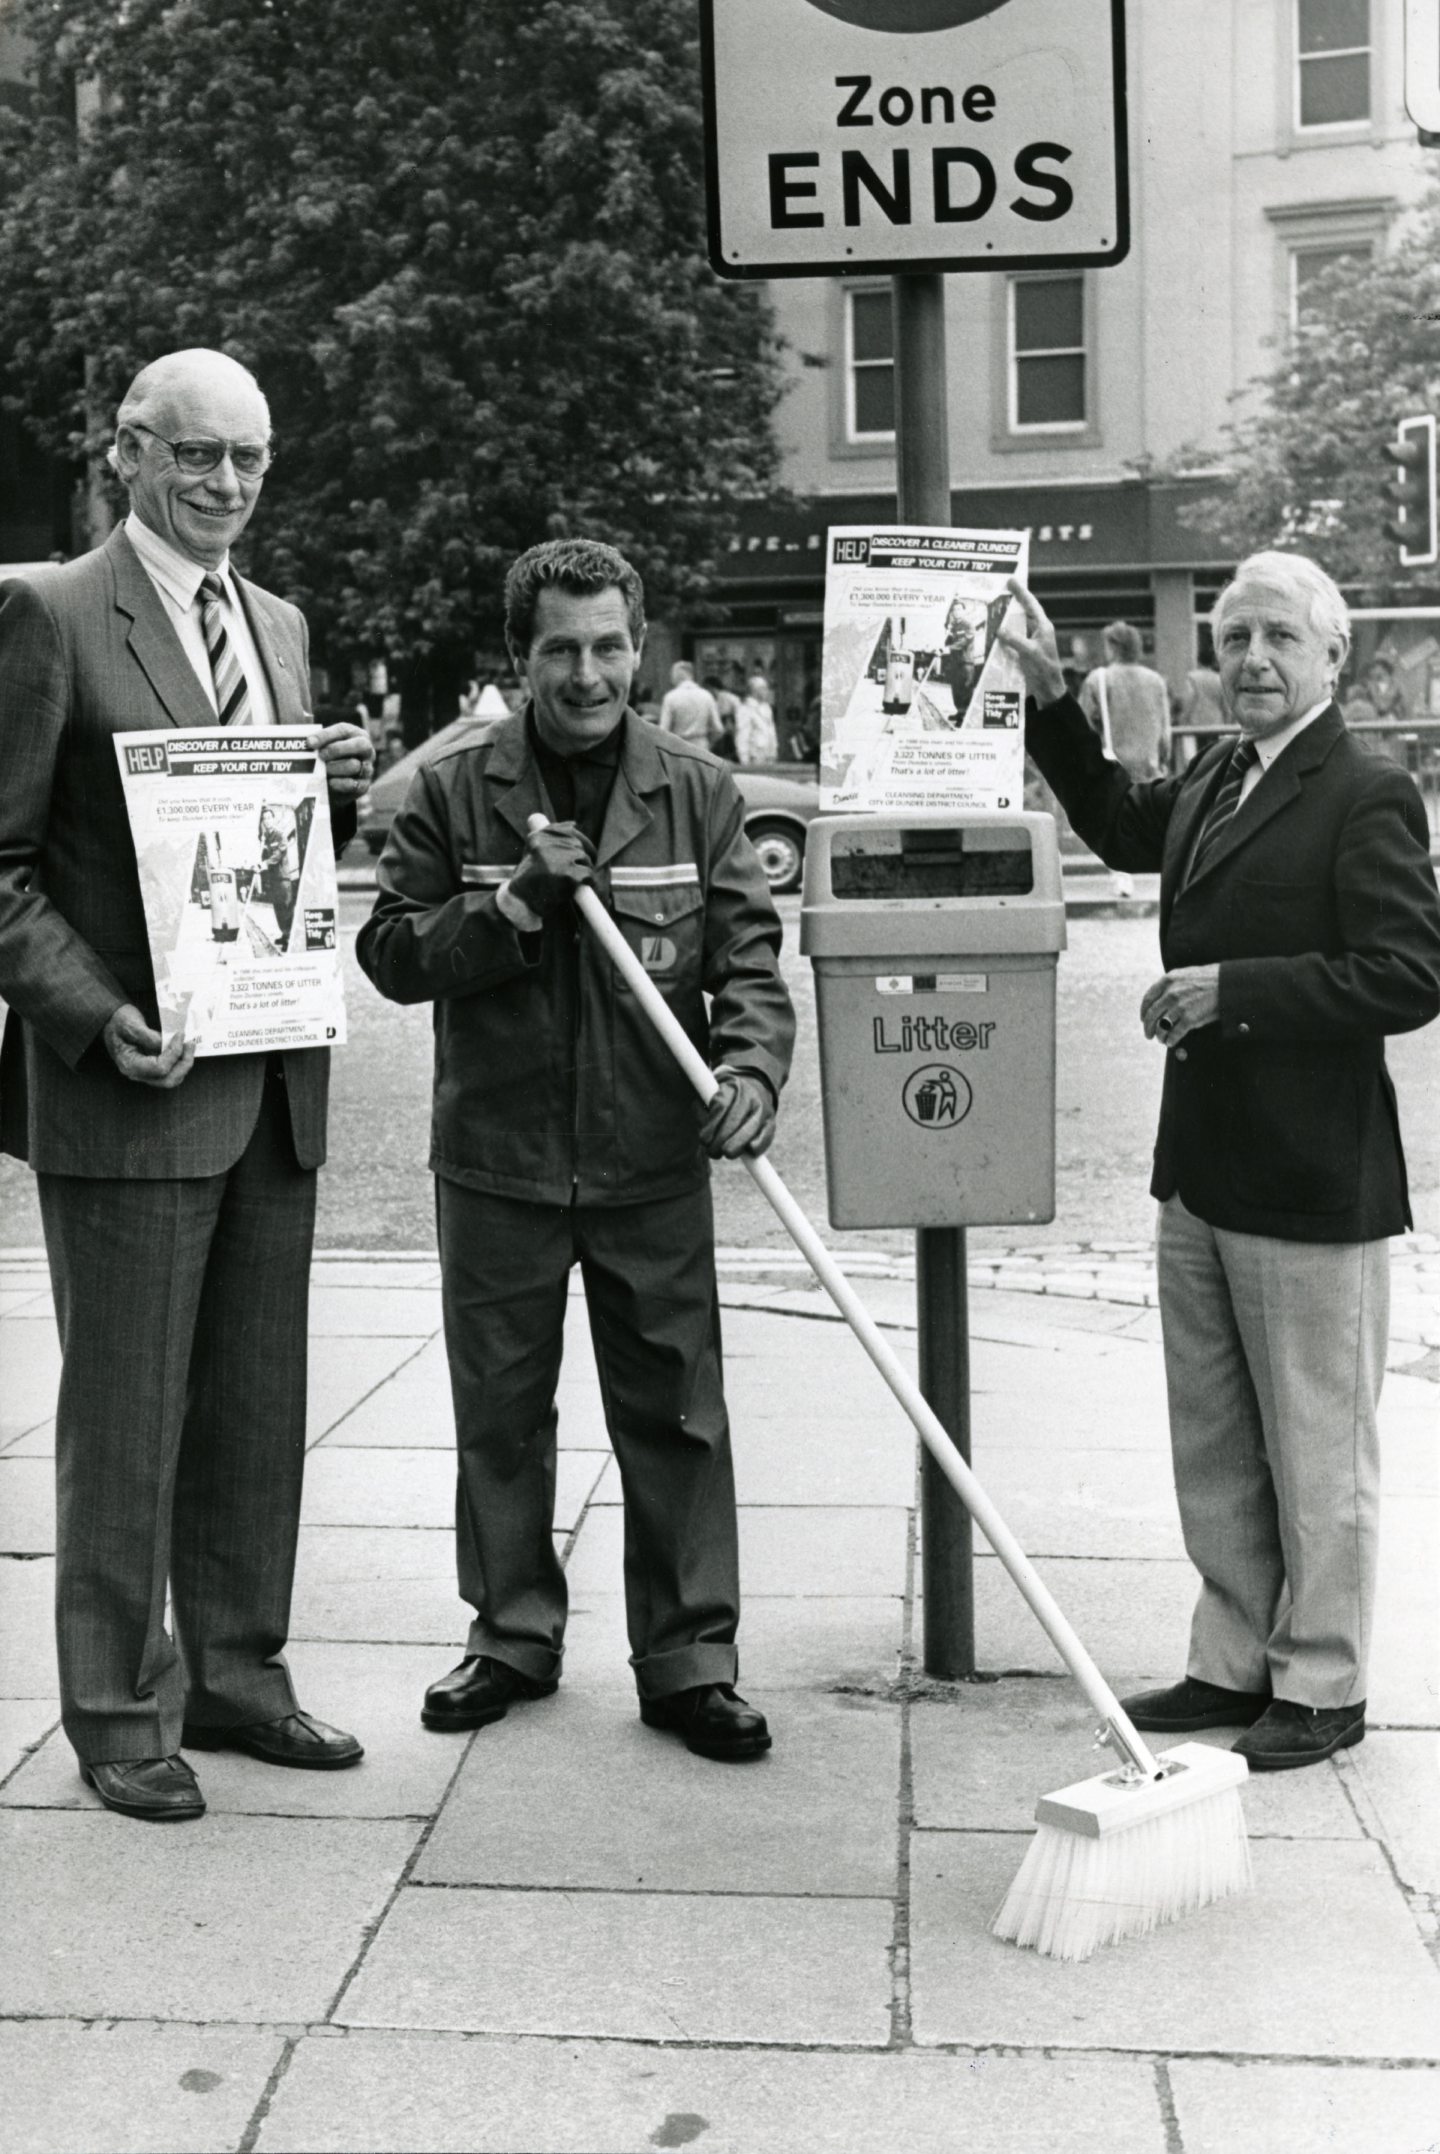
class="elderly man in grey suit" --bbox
[0,349,374,1820]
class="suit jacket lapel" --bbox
[1183,705,1344,890]
[234,576,307,723]
[106,527,215,730]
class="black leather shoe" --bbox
[182,1709,363,1770]
[1233,1698,1366,1772]
[639,1683,772,1761]
[81,1755,206,1822]
[1120,1676,1271,1732]
[421,1655,558,1731]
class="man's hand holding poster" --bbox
[114,727,346,1055]
[821,527,1031,812]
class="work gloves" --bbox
[699,1071,777,1160]
[507,821,596,916]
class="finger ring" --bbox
[1158,1015,1173,1034]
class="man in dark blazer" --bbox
[0,349,374,1820]
[1001,552,1440,1771]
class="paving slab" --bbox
[297,1446,611,1537]
[959,1442,1183,1559]
[308,1333,433,1443]
[0,1696,59,1784]
[0,2020,287,2154]
[568,1504,909,1599]
[908,1680,1364,1842]
[0,1812,420,2020]
[336,1885,894,2046]
[316,1334,457,1447]
[0,1555,57,1697]
[288,1526,469,1644]
[561,1589,907,1693]
[969,1335,1173,1455]
[0,1317,60,1445]
[307,1285,442,1338]
[258,2033,1168,2154]
[417,1688,899,1897]
[2,1416,53,1457]
[0,1643,467,1820]
[946,1553,1196,1683]
[909,1832,1440,2058]
[1369,1499,1440,1725]
[1168,2059,1440,2154]
[0,1455,53,1553]
[1339,1732,1440,1893]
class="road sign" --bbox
[1405,0,1440,133]
[699,0,1128,279]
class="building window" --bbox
[1295,0,1370,129]
[1009,274,1086,432]
[1291,242,1371,328]
[846,286,895,442]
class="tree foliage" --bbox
[1167,201,1440,597]
[0,0,783,694]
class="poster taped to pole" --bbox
[113,727,346,1056]
[820,526,1031,812]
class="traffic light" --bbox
[1383,414,1438,568]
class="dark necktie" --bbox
[198,572,252,728]
[1189,737,1259,879]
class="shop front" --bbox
[688,478,1235,759]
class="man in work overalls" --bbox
[358,538,796,1760]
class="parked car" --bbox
[356,719,821,894]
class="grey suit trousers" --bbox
[1157,1194,1387,1710]
[39,1069,316,1762]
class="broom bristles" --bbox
[993,1781,1253,1962]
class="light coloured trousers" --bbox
[1156,1195,1388,1710]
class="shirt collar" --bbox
[1250,695,1330,772]
[125,510,234,613]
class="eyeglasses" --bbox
[125,423,273,478]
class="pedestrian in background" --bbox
[704,675,741,761]
[358,537,795,1764]
[0,348,372,1821]
[734,671,778,764]
[657,658,723,749]
[1079,620,1172,897]
[1001,553,1440,1772]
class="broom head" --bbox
[992,1741,1252,1962]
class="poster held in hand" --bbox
[113,726,346,1056]
[820,525,1030,812]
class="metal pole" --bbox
[891,273,975,1678]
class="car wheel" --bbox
[747,820,804,894]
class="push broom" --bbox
[532,815,1251,1962]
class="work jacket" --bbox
[357,709,795,1206]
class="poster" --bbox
[113,727,346,1056]
[820,526,1031,812]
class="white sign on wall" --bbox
[700,0,1128,279]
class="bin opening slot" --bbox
[830,828,1034,899]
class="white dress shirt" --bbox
[1238,696,1330,805]
[125,511,277,727]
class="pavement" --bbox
[1,1234,1437,2154]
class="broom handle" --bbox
[527,817,1161,1779]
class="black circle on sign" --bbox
[902,1065,973,1129]
[803,0,1013,30]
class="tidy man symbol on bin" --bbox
[903,1065,971,1128]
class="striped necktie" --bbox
[1189,737,1259,880]
[198,572,252,728]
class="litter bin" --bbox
[800,812,1065,1228]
